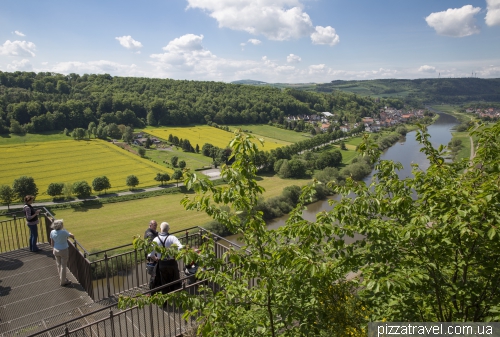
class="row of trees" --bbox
[0,172,183,207]
[0,71,402,135]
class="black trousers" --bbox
[158,259,181,293]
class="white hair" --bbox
[160,222,170,233]
[51,219,64,230]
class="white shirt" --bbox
[149,233,183,260]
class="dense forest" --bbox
[316,78,500,104]
[0,71,401,134]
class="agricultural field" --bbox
[231,124,312,143]
[0,139,173,200]
[36,175,312,250]
[145,125,291,151]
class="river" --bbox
[225,110,459,243]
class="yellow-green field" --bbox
[145,126,291,151]
[0,139,173,199]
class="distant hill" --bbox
[231,79,268,85]
[315,78,500,104]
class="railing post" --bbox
[104,252,111,298]
[149,304,155,337]
[64,325,70,337]
[135,249,140,288]
[13,215,20,250]
[185,230,189,246]
[109,309,116,337]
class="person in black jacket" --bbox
[23,195,41,252]
[144,220,158,261]
[144,220,158,243]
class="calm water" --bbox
[225,111,458,242]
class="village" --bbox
[286,107,428,133]
[465,107,500,119]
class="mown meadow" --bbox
[0,139,173,200]
[39,175,311,250]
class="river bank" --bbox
[224,109,459,243]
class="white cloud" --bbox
[163,34,204,52]
[310,26,340,46]
[425,5,481,37]
[186,0,316,41]
[0,40,36,57]
[115,35,143,49]
[248,39,261,45]
[287,54,301,63]
[418,65,436,73]
[485,0,500,26]
[7,59,32,71]
[14,30,25,37]
[47,60,142,76]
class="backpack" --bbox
[148,235,170,291]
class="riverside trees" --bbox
[121,121,500,335]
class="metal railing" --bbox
[81,227,233,302]
[0,208,53,253]
[25,276,216,337]
[20,229,240,337]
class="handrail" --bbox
[25,273,209,337]
[84,225,243,256]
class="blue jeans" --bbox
[28,224,38,251]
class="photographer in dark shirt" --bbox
[144,220,158,260]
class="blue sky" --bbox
[0,0,499,83]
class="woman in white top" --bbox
[50,220,75,286]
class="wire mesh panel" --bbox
[0,217,45,253]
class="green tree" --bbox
[72,181,92,198]
[88,122,96,138]
[170,156,179,167]
[107,123,121,139]
[315,150,343,169]
[123,126,134,144]
[47,183,64,199]
[12,176,38,202]
[328,122,500,322]
[120,131,365,336]
[138,147,146,157]
[171,169,183,187]
[92,176,111,194]
[9,120,25,134]
[126,175,139,190]
[178,160,186,169]
[154,172,170,186]
[0,185,15,210]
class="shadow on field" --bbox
[70,200,103,212]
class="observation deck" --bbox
[0,210,237,337]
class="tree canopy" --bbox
[121,120,500,335]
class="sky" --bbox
[0,0,499,83]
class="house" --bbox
[322,112,334,118]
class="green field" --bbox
[0,139,173,200]
[0,131,70,145]
[39,175,311,250]
[139,145,213,171]
[231,124,313,143]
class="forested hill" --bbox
[316,78,500,104]
[0,71,398,134]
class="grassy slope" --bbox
[230,124,312,143]
[45,175,311,250]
